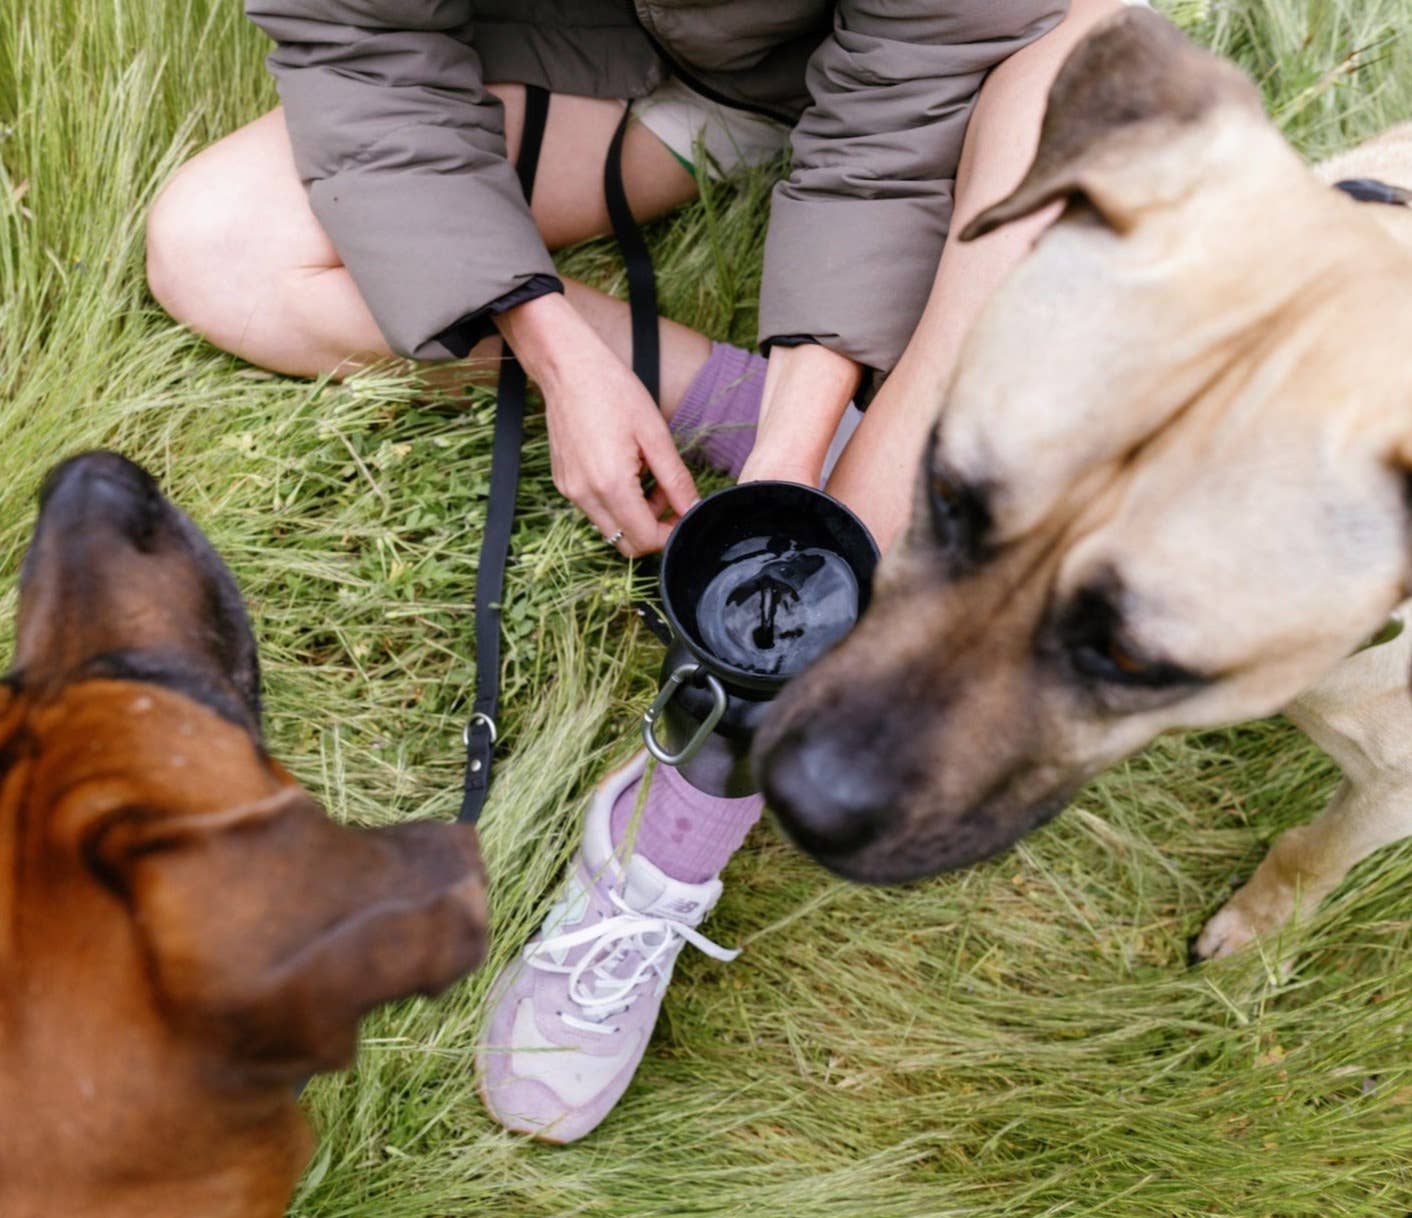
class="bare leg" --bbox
[1194,615,1412,959]
[146,91,712,415]
[826,0,1124,548]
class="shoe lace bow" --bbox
[525,889,738,1035]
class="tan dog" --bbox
[755,9,1412,962]
[0,452,487,1217]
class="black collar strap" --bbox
[1334,177,1412,207]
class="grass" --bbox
[5,1,1412,1213]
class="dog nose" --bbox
[758,732,901,858]
[41,450,154,508]
[38,451,160,537]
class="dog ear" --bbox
[962,8,1266,239]
[88,785,487,1080]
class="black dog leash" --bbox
[459,85,550,826]
[459,97,663,825]
[604,103,661,405]
[605,100,676,647]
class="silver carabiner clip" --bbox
[642,662,728,767]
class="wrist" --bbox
[738,449,821,486]
[494,292,600,393]
[750,343,860,476]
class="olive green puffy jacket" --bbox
[245,0,1068,374]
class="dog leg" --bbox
[1194,606,1412,960]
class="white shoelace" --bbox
[524,889,739,1036]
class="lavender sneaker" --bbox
[476,752,739,1142]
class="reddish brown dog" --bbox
[0,452,488,1218]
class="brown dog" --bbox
[0,452,487,1217]
[755,10,1412,958]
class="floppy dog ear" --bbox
[88,786,487,1080]
[962,8,1265,239]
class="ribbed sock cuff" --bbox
[610,760,765,884]
[670,342,767,479]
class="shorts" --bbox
[633,77,791,180]
[635,5,1151,177]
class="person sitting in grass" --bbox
[146,0,1125,1143]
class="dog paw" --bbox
[1192,886,1297,962]
[1193,904,1261,961]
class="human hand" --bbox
[543,352,698,555]
[497,294,698,556]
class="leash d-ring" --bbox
[462,712,498,748]
[643,663,727,767]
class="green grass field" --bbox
[6,2,1412,1214]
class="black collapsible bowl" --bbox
[643,481,879,781]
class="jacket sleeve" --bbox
[245,0,560,361]
[759,0,1069,377]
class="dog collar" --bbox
[1328,179,1410,655]
[1334,177,1412,207]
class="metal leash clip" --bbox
[642,662,728,766]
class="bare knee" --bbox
[145,110,391,377]
[145,158,245,334]
[145,149,363,375]
[1077,0,1126,16]
[146,112,329,352]
[1059,0,1127,30]
[1025,0,1126,68]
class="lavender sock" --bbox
[610,762,764,885]
[670,342,768,479]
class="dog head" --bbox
[0,452,487,1217]
[755,10,1412,883]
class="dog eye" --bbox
[1070,635,1184,686]
[927,460,989,565]
[1058,589,1198,690]
[1103,638,1145,677]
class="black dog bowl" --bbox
[644,482,879,775]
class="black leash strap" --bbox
[605,102,661,401]
[459,84,550,826]
[604,101,675,641]
[459,92,664,825]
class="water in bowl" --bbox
[696,535,860,677]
